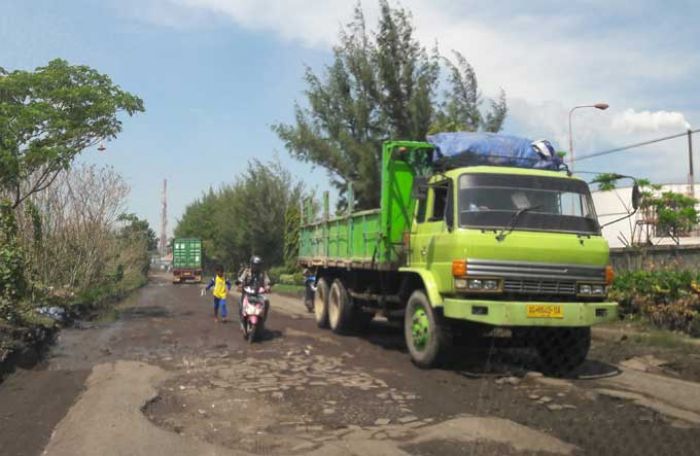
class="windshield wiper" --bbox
[495,205,542,242]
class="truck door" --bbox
[411,181,452,288]
[410,188,429,267]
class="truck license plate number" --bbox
[526,304,563,319]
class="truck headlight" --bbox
[484,279,499,291]
[459,278,501,292]
[592,284,605,295]
[579,284,592,295]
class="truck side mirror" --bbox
[632,183,641,210]
[412,176,428,201]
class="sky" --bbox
[1,0,698,234]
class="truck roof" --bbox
[439,165,584,182]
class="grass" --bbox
[599,318,700,351]
[273,283,305,297]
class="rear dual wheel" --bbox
[314,278,330,328]
[315,277,373,333]
[328,279,354,334]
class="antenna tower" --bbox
[160,179,168,257]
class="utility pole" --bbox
[688,129,695,198]
[160,179,168,258]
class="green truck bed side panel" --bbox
[172,238,202,269]
[299,141,433,266]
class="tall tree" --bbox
[274,0,507,209]
[431,52,507,133]
[118,213,158,252]
[0,59,144,208]
[175,160,306,271]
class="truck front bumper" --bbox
[442,298,618,327]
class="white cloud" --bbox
[612,109,691,134]
[143,0,698,106]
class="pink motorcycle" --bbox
[240,285,269,343]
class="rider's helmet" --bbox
[250,255,263,274]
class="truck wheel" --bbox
[328,279,353,334]
[314,278,330,328]
[533,327,591,376]
[404,290,449,368]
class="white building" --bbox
[591,183,700,248]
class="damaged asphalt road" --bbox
[1,274,700,456]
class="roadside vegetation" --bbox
[0,59,145,369]
[610,268,700,337]
[594,174,700,337]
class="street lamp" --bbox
[568,103,609,172]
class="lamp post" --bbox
[568,103,609,172]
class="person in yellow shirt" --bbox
[205,265,231,322]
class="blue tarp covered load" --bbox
[426,132,564,171]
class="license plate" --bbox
[526,304,563,319]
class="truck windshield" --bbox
[458,173,600,234]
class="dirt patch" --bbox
[0,367,87,456]
[42,360,249,456]
[402,439,547,456]
[590,336,700,383]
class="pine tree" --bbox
[274,1,507,210]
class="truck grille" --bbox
[503,279,576,296]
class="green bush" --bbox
[278,273,305,285]
[690,316,700,338]
[610,269,700,336]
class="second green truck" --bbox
[172,237,203,284]
[299,137,624,373]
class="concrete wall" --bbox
[610,244,700,271]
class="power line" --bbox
[576,128,700,162]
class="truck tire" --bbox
[404,290,449,368]
[314,278,330,328]
[533,327,591,376]
[328,279,354,334]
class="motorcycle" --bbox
[239,283,269,343]
[303,273,316,313]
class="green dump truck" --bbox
[299,138,629,373]
[172,238,203,284]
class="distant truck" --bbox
[299,136,635,373]
[172,238,203,284]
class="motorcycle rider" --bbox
[302,268,316,312]
[237,255,271,319]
